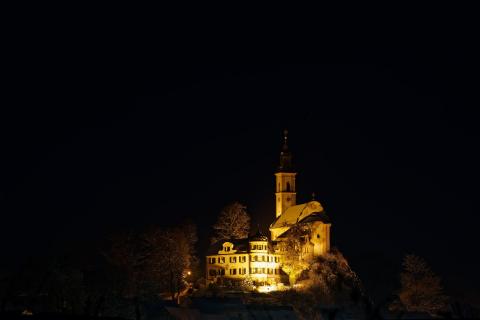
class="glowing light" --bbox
[256,284,278,293]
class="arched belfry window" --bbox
[286,182,291,192]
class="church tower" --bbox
[275,130,297,218]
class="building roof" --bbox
[249,228,268,241]
[270,200,329,229]
[207,231,276,255]
[206,238,249,255]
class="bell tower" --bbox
[275,130,297,218]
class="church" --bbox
[205,131,332,288]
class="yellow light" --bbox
[187,271,191,275]
[256,284,278,293]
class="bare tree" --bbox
[144,223,197,304]
[104,231,149,320]
[306,248,364,305]
[390,254,448,315]
[104,223,198,317]
[279,223,311,286]
[211,202,250,243]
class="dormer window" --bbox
[220,242,235,254]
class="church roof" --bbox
[270,200,329,229]
[296,211,331,224]
[275,211,331,240]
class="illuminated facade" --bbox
[205,231,282,287]
[206,131,331,287]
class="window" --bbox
[317,234,320,239]
[239,256,246,263]
[220,269,225,275]
[243,268,246,274]
[252,255,257,262]
[239,268,247,275]
[209,269,217,276]
[230,257,236,263]
[261,268,265,274]
[229,269,237,275]
[262,256,266,262]
[209,257,216,264]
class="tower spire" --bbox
[278,129,293,172]
[283,129,289,150]
[274,130,297,220]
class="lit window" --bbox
[220,257,225,263]
[230,257,236,263]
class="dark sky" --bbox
[1,58,478,303]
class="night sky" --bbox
[1,58,478,303]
